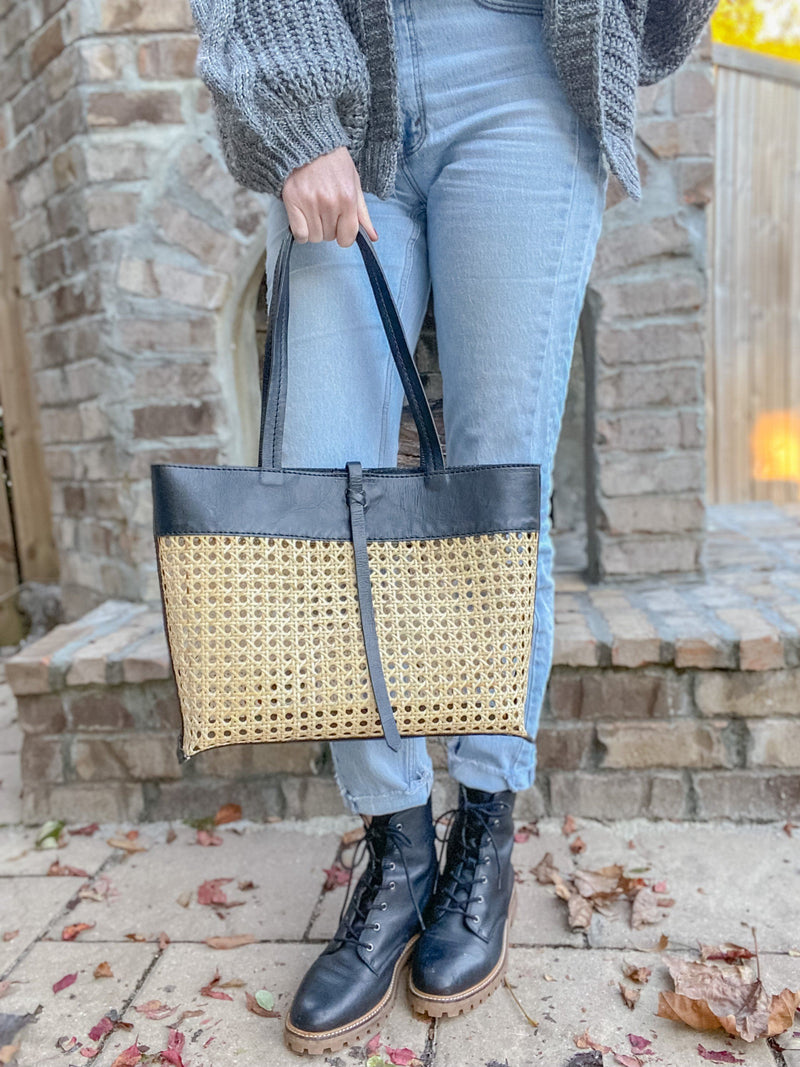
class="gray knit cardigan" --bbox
[189,0,718,203]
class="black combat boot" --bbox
[408,785,516,1017]
[284,796,438,1055]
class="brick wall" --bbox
[1,0,714,623]
[584,30,714,579]
[1,0,268,619]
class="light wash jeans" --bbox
[264,0,608,815]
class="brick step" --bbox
[6,566,800,825]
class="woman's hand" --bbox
[281,146,378,247]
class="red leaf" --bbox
[197,878,233,906]
[562,814,577,836]
[110,1044,144,1066]
[697,1045,744,1064]
[365,1034,382,1054]
[200,969,234,1000]
[62,922,95,941]
[214,803,242,825]
[53,972,78,993]
[570,836,587,855]
[385,1047,417,1065]
[323,864,351,891]
[653,881,668,893]
[88,1016,115,1041]
[159,1028,187,1066]
[196,830,223,847]
[614,1056,643,1067]
[628,1034,652,1051]
[69,823,100,836]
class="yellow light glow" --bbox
[712,0,800,62]
[751,410,800,482]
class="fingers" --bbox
[281,146,378,249]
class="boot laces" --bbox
[432,795,509,923]
[332,819,426,960]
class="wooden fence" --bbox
[707,43,800,504]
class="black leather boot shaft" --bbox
[410,785,516,1003]
[286,796,437,1050]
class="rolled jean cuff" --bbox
[447,753,528,795]
[334,768,435,817]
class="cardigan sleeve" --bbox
[636,0,720,85]
[189,0,371,196]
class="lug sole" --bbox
[284,934,419,1056]
[407,885,518,1019]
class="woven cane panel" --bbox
[157,531,538,757]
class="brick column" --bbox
[584,28,714,580]
[1,0,268,620]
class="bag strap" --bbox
[346,460,402,751]
[258,224,445,474]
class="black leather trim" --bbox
[152,462,541,541]
[259,224,445,473]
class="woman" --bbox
[189,0,717,1054]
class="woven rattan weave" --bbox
[157,528,538,757]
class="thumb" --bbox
[356,186,378,241]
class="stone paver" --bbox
[435,947,777,1067]
[60,823,341,944]
[1,816,798,1067]
[0,941,158,1067]
[571,820,800,953]
[0,876,88,974]
[91,942,430,1067]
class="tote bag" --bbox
[152,225,541,763]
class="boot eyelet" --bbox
[493,819,499,826]
[389,881,396,890]
[480,876,487,883]
[470,915,480,923]
[395,821,403,829]
[365,942,374,951]
[380,902,388,910]
[386,861,396,871]
[477,895,484,903]
[483,857,491,864]
[373,921,381,931]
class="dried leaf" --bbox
[94,962,113,979]
[567,893,594,930]
[204,934,256,950]
[196,829,223,847]
[341,826,365,848]
[614,1055,643,1067]
[697,1046,744,1064]
[48,860,89,877]
[88,1016,115,1041]
[166,827,177,843]
[106,836,147,853]
[365,1034,382,1054]
[109,1043,144,1066]
[53,972,78,993]
[619,984,640,1010]
[623,964,652,985]
[214,803,242,825]
[158,1028,187,1067]
[70,823,99,836]
[562,814,577,836]
[0,1046,20,1064]
[574,1030,611,1054]
[514,821,539,843]
[570,836,587,855]
[201,969,233,1000]
[245,990,280,1018]
[133,1000,175,1020]
[699,944,755,964]
[323,864,352,891]
[384,1046,417,1065]
[630,888,661,929]
[197,878,234,906]
[531,852,560,885]
[628,1035,652,1051]
[1,931,18,942]
[656,956,800,1042]
[62,922,94,941]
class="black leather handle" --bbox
[257,223,445,473]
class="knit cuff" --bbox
[356,138,400,200]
